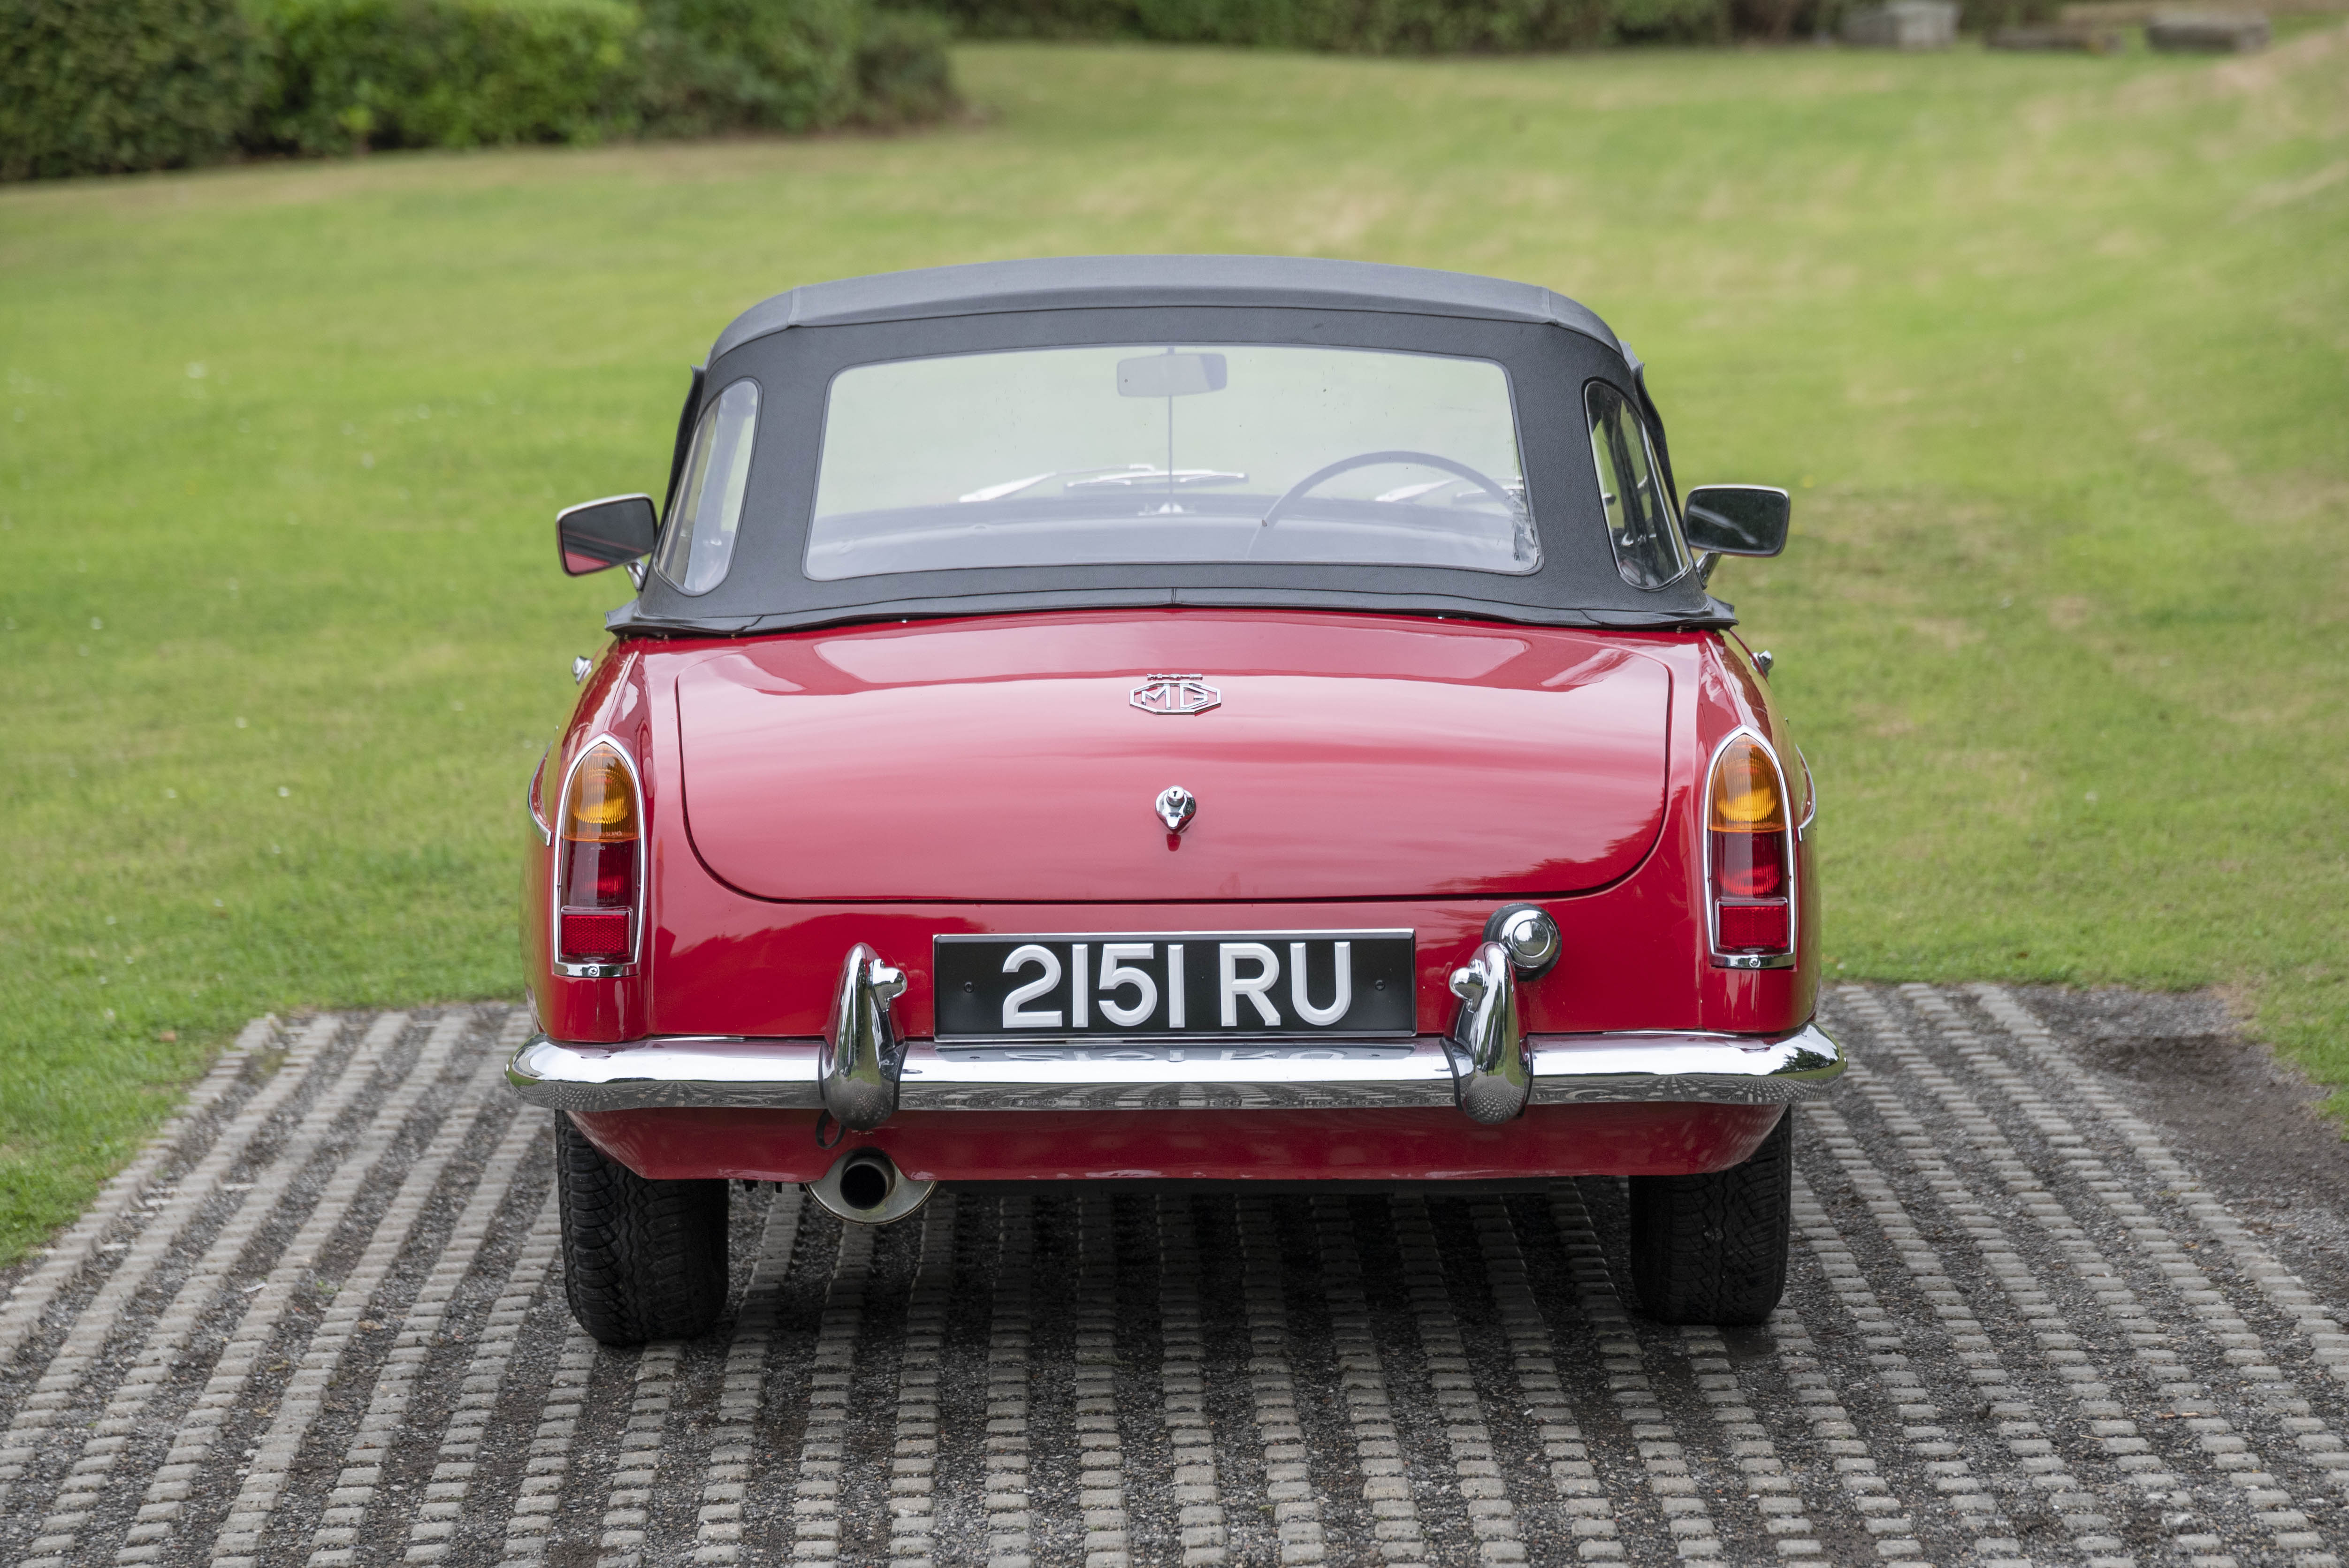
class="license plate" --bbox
[933,931,1416,1042]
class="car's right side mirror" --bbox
[1682,485,1791,557]
[557,494,659,577]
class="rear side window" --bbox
[655,379,759,596]
[1585,381,1690,590]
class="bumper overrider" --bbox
[512,940,1845,1124]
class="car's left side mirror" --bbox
[1682,485,1791,557]
[557,494,658,577]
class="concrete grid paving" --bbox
[0,986,2345,1568]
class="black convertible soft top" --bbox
[708,254,1628,356]
[609,255,1734,638]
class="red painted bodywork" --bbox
[525,608,1819,1180]
[573,1103,1786,1183]
[678,618,1670,902]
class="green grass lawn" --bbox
[5,33,2346,1263]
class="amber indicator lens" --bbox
[563,747,639,843]
[1708,738,1784,833]
[557,744,640,964]
[1707,735,1792,957]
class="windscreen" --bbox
[805,343,1538,580]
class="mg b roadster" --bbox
[511,256,1841,1343]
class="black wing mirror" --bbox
[1682,485,1791,557]
[557,494,658,577]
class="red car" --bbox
[511,256,1841,1344]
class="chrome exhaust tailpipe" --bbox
[808,1146,934,1225]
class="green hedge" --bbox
[852,8,960,127]
[897,0,1741,45]
[1607,0,1730,39]
[0,0,267,180]
[633,0,960,136]
[254,0,642,154]
[635,0,861,136]
[3,0,959,178]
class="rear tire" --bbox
[554,1112,729,1345]
[1627,1108,1794,1325]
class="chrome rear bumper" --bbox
[508,1021,1844,1114]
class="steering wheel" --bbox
[1259,449,1519,528]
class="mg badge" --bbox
[1129,673,1221,716]
[1154,785,1198,833]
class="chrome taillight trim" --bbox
[1701,724,1797,970]
[526,747,552,847]
[1796,746,1817,840]
[549,733,647,975]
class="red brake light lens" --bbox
[557,744,640,966]
[1715,899,1790,952]
[1711,828,1786,899]
[1708,734,1792,959]
[558,908,631,961]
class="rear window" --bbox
[805,343,1539,580]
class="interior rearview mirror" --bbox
[1118,352,1228,398]
[557,494,659,577]
[1682,485,1791,557]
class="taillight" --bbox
[557,742,640,967]
[1708,731,1792,962]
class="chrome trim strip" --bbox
[554,960,636,980]
[508,1022,1844,1113]
[1796,746,1818,840]
[526,747,552,847]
